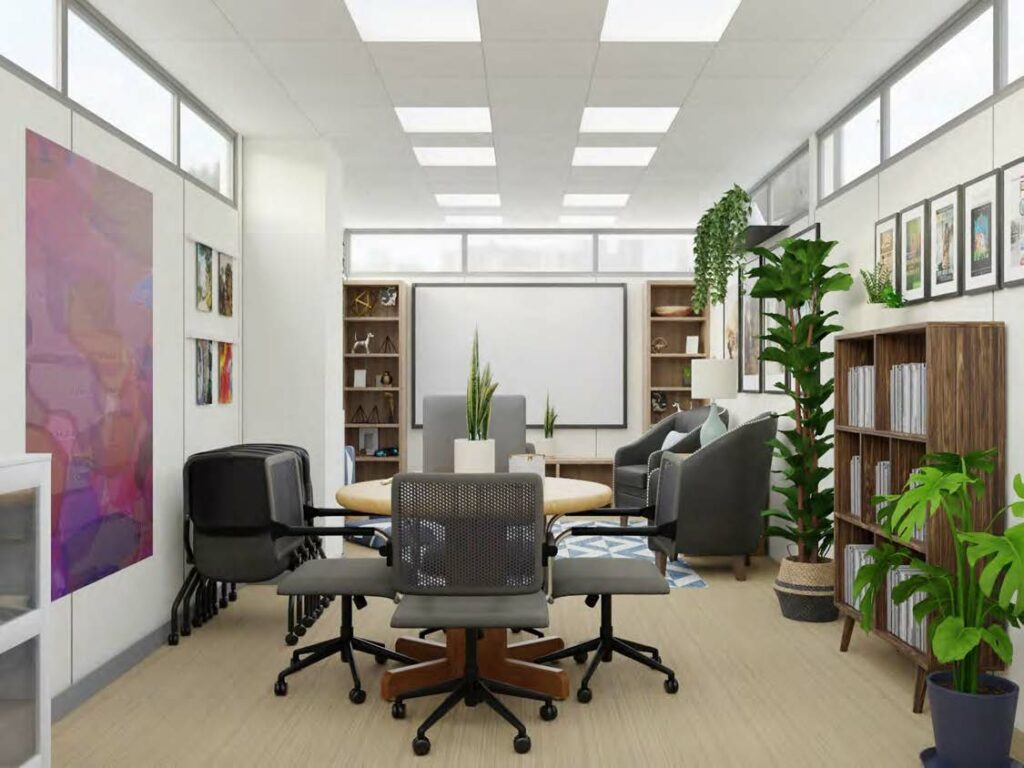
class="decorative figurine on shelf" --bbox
[682,366,692,386]
[381,335,397,354]
[380,370,393,386]
[651,391,668,414]
[672,402,682,413]
[352,290,375,317]
[351,405,367,424]
[383,392,396,424]
[651,336,669,353]
[379,286,398,307]
[352,331,374,354]
[368,406,380,424]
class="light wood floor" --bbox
[53,556,1024,767]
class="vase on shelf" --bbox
[454,438,495,473]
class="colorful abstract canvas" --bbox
[196,243,213,312]
[218,252,233,317]
[218,342,233,404]
[25,130,154,600]
[196,340,213,405]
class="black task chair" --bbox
[388,473,557,757]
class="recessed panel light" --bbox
[396,107,491,133]
[436,193,501,207]
[446,215,503,226]
[600,0,742,42]
[345,0,480,42]
[559,215,617,226]
[572,147,656,167]
[580,107,679,133]
[563,193,630,207]
[413,147,496,166]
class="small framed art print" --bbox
[1001,156,1024,288]
[874,214,899,292]
[927,186,962,300]
[898,201,928,304]
[962,170,1001,293]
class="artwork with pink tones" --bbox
[25,130,154,600]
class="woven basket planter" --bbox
[773,557,838,623]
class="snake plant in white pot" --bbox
[454,329,499,473]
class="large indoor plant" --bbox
[455,329,499,472]
[692,184,752,313]
[854,450,1023,767]
[749,237,852,621]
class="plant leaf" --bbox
[931,616,982,663]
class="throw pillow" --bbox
[660,430,686,451]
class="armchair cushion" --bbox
[615,464,649,489]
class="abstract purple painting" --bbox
[25,130,154,600]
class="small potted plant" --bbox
[860,261,905,308]
[535,394,557,456]
[854,450,1023,767]
[454,329,498,473]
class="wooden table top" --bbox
[335,475,612,517]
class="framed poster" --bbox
[738,255,762,393]
[723,266,739,361]
[962,170,1001,293]
[874,214,899,292]
[898,201,928,304]
[1002,156,1024,288]
[927,186,962,299]
[218,252,234,316]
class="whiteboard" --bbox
[413,284,626,428]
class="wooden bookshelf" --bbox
[342,281,408,482]
[833,321,1005,713]
[642,281,710,428]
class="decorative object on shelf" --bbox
[1001,155,1024,287]
[368,406,380,424]
[651,391,668,414]
[351,405,367,424]
[874,213,899,294]
[196,339,213,405]
[963,170,1001,293]
[684,335,700,355]
[651,336,669,353]
[854,451,1023,768]
[380,370,393,386]
[358,427,378,456]
[738,254,761,393]
[928,186,962,299]
[383,392,396,424]
[381,335,397,354]
[750,235,852,621]
[682,366,692,386]
[653,305,693,317]
[351,331,374,354]
[379,286,398,307]
[353,369,367,388]
[860,259,904,308]
[352,289,375,316]
[454,329,498,473]
[383,447,400,457]
[690,359,736,446]
[898,200,928,304]
[196,242,213,312]
[218,252,233,317]
[218,342,233,404]
[692,184,752,313]
[723,270,739,360]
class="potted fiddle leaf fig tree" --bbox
[454,329,498,472]
[854,451,1024,767]
[749,237,852,621]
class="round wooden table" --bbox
[335,476,612,702]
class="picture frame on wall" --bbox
[874,214,900,293]
[738,255,762,393]
[897,201,928,304]
[723,268,739,362]
[962,169,1001,293]
[927,186,962,300]
[1001,155,1024,288]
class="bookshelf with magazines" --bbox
[832,321,1006,713]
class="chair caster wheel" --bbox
[349,688,366,704]
[285,634,299,646]
[228,591,237,602]
[664,677,679,694]
[573,651,587,664]
[167,633,179,646]
[219,599,228,609]
[576,687,592,704]
[181,627,192,637]
[274,680,288,697]
[540,702,558,721]
[301,618,315,629]
[375,653,388,665]
[294,626,306,637]
[513,735,531,754]
[412,736,430,756]
[392,701,406,719]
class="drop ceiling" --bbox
[90,0,969,227]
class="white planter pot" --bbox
[454,438,495,473]
[533,437,555,457]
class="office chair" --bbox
[388,473,557,756]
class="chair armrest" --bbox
[557,505,655,520]
[304,505,378,522]
[614,420,672,467]
[567,520,676,539]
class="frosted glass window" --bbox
[68,10,174,159]
[348,234,462,273]
[819,134,835,198]
[0,0,56,85]
[769,151,809,225]
[598,234,694,272]
[751,184,769,224]
[889,9,993,155]
[1010,0,1024,85]
[839,97,881,184]
[180,102,233,197]
[467,233,593,272]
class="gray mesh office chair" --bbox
[388,473,556,757]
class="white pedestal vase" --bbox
[533,437,555,457]
[453,438,496,473]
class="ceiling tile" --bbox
[684,77,801,109]
[213,0,359,40]
[478,0,608,41]
[288,78,393,110]
[702,40,830,78]
[494,133,576,167]
[845,0,969,41]
[88,0,237,42]
[486,77,591,108]
[252,41,377,88]
[587,78,695,106]
[722,0,874,41]
[592,42,713,79]
[383,78,489,106]
[368,43,485,79]
[483,42,598,78]
[489,104,582,134]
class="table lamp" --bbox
[691,358,737,445]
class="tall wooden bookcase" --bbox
[642,281,710,428]
[342,281,408,482]
[833,321,1005,713]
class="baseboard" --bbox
[52,621,170,721]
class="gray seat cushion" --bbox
[277,557,395,598]
[615,464,648,489]
[551,558,669,598]
[391,591,549,629]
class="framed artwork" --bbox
[898,201,928,304]
[874,214,900,292]
[196,242,213,312]
[962,170,1001,293]
[358,427,379,456]
[195,339,213,405]
[218,252,234,317]
[723,267,739,361]
[738,255,762,393]
[1001,156,1024,288]
[218,342,233,404]
[927,186,962,299]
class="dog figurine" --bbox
[352,331,374,354]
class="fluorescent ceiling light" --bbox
[344,0,480,42]
[600,0,742,42]
[446,215,503,226]
[396,107,491,133]
[436,193,501,207]
[563,193,630,207]
[580,107,679,133]
[413,146,496,166]
[572,146,656,167]
[560,215,617,226]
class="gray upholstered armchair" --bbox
[613,405,727,510]
[647,412,778,581]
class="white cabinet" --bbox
[0,456,50,768]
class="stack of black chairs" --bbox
[168,444,329,646]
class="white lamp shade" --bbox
[691,358,738,400]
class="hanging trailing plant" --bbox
[692,184,752,313]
